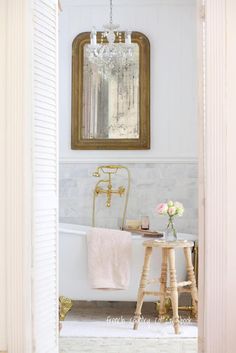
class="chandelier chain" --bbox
[110,0,113,25]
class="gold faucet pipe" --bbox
[95,188,125,196]
[92,179,109,226]
[92,165,131,229]
[120,166,130,229]
[94,179,109,187]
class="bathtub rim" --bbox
[59,223,198,241]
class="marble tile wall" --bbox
[59,163,198,236]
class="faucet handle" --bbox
[118,186,126,196]
[92,171,100,177]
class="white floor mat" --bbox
[60,320,197,338]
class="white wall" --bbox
[59,0,198,233]
[59,0,197,162]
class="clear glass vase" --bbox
[165,217,177,241]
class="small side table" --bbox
[133,239,198,334]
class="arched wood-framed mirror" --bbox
[71,32,150,150]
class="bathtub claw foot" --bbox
[59,296,73,321]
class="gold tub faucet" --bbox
[92,165,130,228]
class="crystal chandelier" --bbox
[86,0,135,78]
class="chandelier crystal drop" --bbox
[86,0,135,78]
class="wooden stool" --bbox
[133,240,198,334]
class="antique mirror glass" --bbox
[82,43,139,140]
[72,32,150,149]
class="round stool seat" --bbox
[143,239,194,248]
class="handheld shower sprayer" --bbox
[92,165,130,229]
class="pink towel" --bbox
[86,227,132,290]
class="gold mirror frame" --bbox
[71,31,150,150]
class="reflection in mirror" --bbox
[71,32,150,150]
[82,44,139,140]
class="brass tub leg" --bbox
[59,296,73,321]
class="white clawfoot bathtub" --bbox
[59,223,197,301]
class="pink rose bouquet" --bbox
[155,201,184,240]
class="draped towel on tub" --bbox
[86,227,132,290]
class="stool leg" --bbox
[168,248,180,334]
[159,248,168,319]
[133,246,152,330]
[184,247,198,317]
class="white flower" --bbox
[167,200,174,207]
[174,202,184,216]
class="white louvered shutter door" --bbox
[32,0,58,352]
